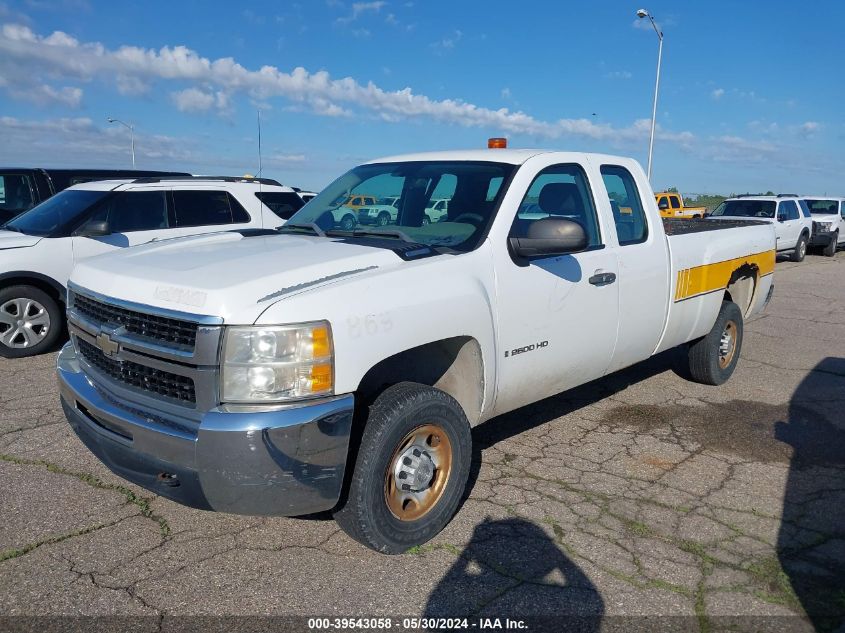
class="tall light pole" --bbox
[106,117,135,168]
[637,8,663,182]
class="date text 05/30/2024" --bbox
[307,617,528,630]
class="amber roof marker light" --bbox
[487,137,507,149]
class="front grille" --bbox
[73,293,197,350]
[78,338,196,405]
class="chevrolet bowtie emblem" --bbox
[96,330,120,357]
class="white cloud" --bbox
[336,1,386,24]
[0,22,699,147]
[500,87,511,99]
[711,88,724,100]
[798,121,821,136]
[6,82,82,107]
[432,29,462,52]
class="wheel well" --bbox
[724,263,758,317]
[356,336,484,425]
[0,274,65,307]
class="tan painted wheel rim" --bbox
[384,423,453,521]
[718,320,738,369]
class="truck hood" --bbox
[0,230,43,250]
[810,213,839,224]
[69,231,407,323]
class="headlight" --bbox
[817,221,833,232]
[221,322,333,402]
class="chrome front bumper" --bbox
[57,342,354,516]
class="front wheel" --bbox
[340,213,356,231]
[377,212,391,226]
[791,234,808,262]
[686,300,744,386]
[0,285,63,358]
[333,382,471,554]
[823,232,838,257]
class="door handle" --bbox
[589,272,617,286]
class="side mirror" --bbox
[509,217,588,258]
[658,199,669,210]
[77,220,111,237]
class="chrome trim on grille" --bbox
[66,283,223,417]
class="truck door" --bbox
[493,162,619,414]
[776,200,801,251]
[598,164,670,373]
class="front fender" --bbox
[254,244,498,417]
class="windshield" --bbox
[711,199,776,219]
[803,199,839,215]
[5,190,109,236]
[286,161,516,250]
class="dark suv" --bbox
[0,168,191,224]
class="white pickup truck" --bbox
[57,148,776,553]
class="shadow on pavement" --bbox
[423,517,603,631]
[776,357,845,632]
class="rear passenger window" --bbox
[172,191,250,227]
[92,191,169,232]
[255,191,304,220]
[510,164,601,248]
[779,200,799,221]
[841,202,845,218]
[670,195,681,209]
[600,165,648,245]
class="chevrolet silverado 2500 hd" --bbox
[57,148,776,553]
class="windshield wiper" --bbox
[276,222,326,237]
[325,228,417,243]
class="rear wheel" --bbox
[0,285,62,358]
[791,234,808,262]
[334,382,471,554]
[823,232,838,257]
[377,212,391,226]
[686,300,744,386]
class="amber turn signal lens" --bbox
[311,325,331,359]
[309,363,333,392]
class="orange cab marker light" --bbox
[488,137,507,149]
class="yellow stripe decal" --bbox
[673,250,776,302]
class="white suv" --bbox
[708,195,812,262]
[0,176,302,357]
[801,196,845,257]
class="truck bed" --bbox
[662,218,768,236]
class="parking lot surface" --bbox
[1,253,844,631]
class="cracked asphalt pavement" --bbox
[1,252,844,631]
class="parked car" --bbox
[708,194,812,261]
[424,198,450,223]
[357,196,400,226]
[0,176,298,357]
[654,191,707,219]
[57,145,776,553]
[0,168,191,224]
[800,196,845,257]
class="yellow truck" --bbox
[655,192,707,219]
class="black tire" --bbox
[421,215,431,226]
[823,232,838,257]
[334,382,471,554]
[340,214,356,230]
[790,233,808,262]
[377,212,390,227]
[687,300,743,386]
[0,285,63,358]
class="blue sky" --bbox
[0,0,843,194]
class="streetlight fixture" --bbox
[636,8,663,182]
[106,117,136,168]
